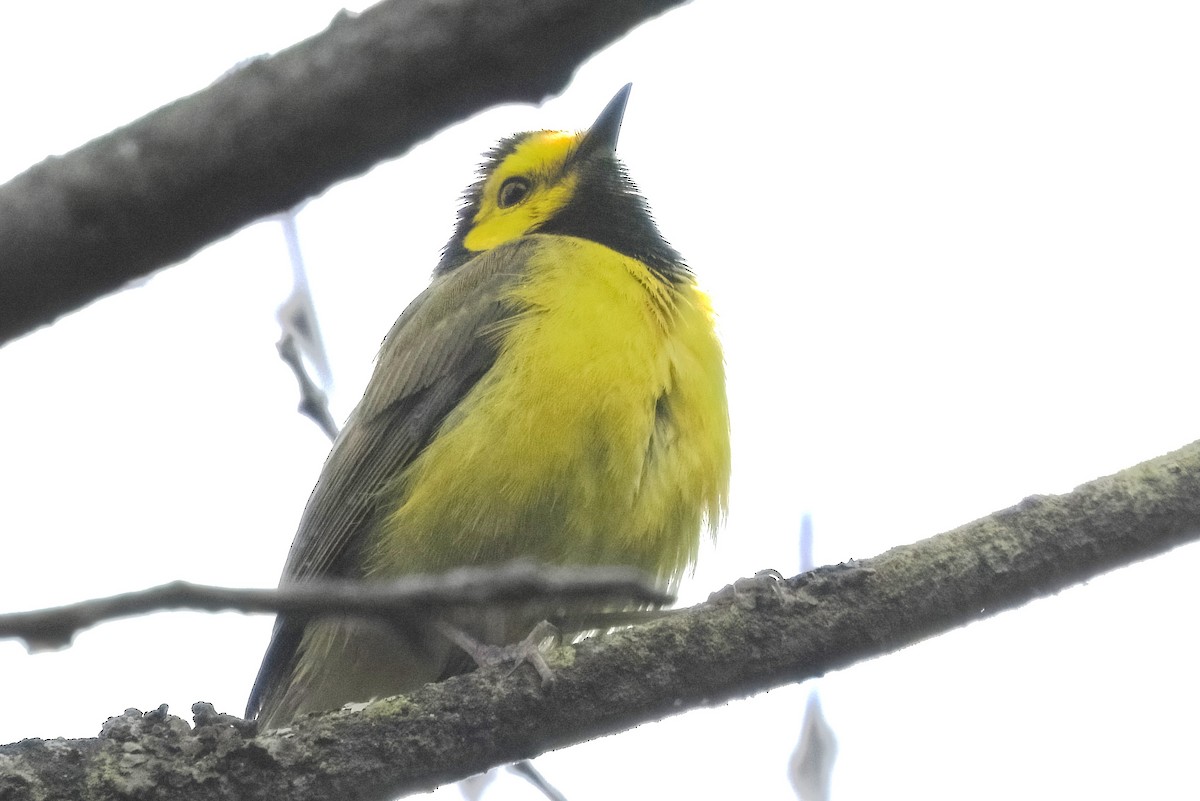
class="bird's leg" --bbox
[434,619,561,686]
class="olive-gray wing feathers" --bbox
[245,238,537,720]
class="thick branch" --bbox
[0,0,687,346]
[4,439,1199,801]
[0,564,670,652]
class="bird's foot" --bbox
[435,619,561,686]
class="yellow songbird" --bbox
[247,85,730,728]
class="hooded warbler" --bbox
[247,85,730,727]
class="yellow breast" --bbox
[369,234,729,588]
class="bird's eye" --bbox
[497,177,531,209]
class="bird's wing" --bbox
[246,237,539,720]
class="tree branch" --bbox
[4,439,1198,801]
[0,0,688,347]
[0,563,671,653]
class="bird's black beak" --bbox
[577,84,632,158]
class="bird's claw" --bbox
[436,619,561,686]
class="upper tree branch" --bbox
[0,0,688,346]
[4,439,1199,801]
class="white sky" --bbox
[2,1,1199,799]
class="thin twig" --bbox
[275,208,341,440]
[0,563,671,652]
[277,330,340,441]
[509,761,569,801]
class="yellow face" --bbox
[462,130,583,253]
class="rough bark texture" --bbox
[0,0,688,346]
[3,439,1198,801]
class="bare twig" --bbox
[0,0,689,347]
[509,760,570,801]
[4,439,1200,800]
[789,691,837,801]
[0,563,672,652]
[276,329,340,442]
[274,208,341,440]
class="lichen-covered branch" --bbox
[3,439,1199,801]
[0,0,688,346]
